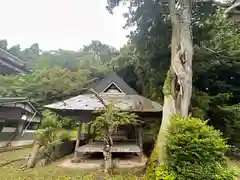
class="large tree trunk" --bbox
[24,141,46,169]
[26,142,41,168]
[103,125,114,173]
[146,0,193,177]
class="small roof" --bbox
[45,94,162,112]
[0,97,41,115]
[86,72,138,95]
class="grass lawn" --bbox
[0,148,143,180]
[0,148,32,165]
[0,161,143,180]
[1,148,240,180]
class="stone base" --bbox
[71,157,82,163]
[60,154,147,169]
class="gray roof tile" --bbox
[45,94,162,112]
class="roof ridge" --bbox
[0,48,26,66]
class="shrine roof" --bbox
[45,94,162,113]
[45,71,162,113]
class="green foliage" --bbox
[0,67,89,102]
[155,166,175,180]
[92,104,140,139]
[145,115,237,179]
[36,110,63,146]
[35,110,72,162]
[109,2,240,157]
[164,115,236,180]
[32,50,83,70]
[83,40,118,65]
[216,104,240,149]
[58,116,77,129]
[143,120,160,142]
[191,9,240,152]
[144,148,159,180]
[163,70,173,96]
[0,39,121,104]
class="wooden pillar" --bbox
[138,126,144,162]
[135,126,138,144]
[86,123,91,143]
[93,126,96,142]
[72,122,82,162]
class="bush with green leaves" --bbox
[165,115,236,180]
[146,115,237,180]
[24,110,72,168]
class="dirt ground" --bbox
[60,153,147,169]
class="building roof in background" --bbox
[0,48,26,75]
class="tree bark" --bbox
[147,0,194,172]
[26,142,40,168]
[103,125,114,173]
[25,141,47,168]
[156,95,177,163]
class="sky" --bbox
[0,0,130,51]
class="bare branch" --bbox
[200,44,240,59]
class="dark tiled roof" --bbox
[86,71,138,95]
[0,48,26,74]
[0,97,41,115]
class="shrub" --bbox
[165,115,236,180]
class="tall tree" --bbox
[106,0,194,166]
[156,0,193,162]
[82,40,119,67]
[7,44,22,58]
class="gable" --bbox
[87,72,138,95]
[101,82,124,94]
